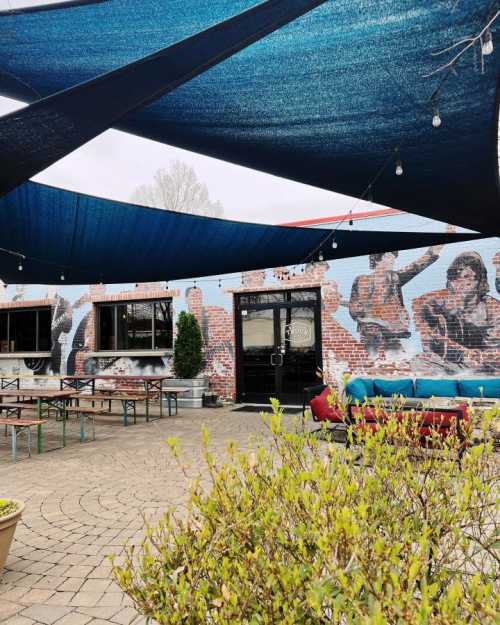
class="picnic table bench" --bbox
[0,418,47,461]
[0,402,37,418]
[64,405,107,441]
[69,393,141,426]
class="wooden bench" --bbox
[0,418,47,461]
[0,402,37,418]
[64,405,111,441]
[69,394,144,426]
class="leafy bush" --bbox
[0,499,17,518]
[173,311,203,379]
[112,400,499,624]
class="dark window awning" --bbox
[0,182,485,285]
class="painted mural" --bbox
[0,212,497,398]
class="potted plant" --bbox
[164,312,207,408]
[0,498,24,574]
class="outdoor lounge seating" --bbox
[305,378,480,451]
[345,377,500,403]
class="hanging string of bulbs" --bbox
[0,6,496,287]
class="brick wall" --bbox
[0,216,497,399]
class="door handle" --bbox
[271,353,283,367]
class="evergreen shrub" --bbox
[173,311,203,379]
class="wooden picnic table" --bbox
[60,375,173,420]
[0,389,74,448]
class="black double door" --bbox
[235,289,322,405]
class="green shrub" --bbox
[173,311,203,379]
[112,400,499,624]
[0,499,17,518]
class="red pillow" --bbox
[309,387,344,423]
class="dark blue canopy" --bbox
[0,182,484,285]
[0,0,498,234]
[0,0,327,197]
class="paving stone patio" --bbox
[0,404,278,624]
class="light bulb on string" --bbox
[193,279,197,289]
[331,239,338,249]
[18,261,23,271]
[481,28,493,56]
[348,210,353,227]
[60,272,65,281]
[432,105,441,128]
[395,159,403,176]
[218,279,222,289]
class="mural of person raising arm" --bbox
[348,244,443,357]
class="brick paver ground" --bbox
[0,404,283,624]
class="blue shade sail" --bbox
[0,182,485,285]
[0,0,497,233]
[0,0,328,197]
[0,0,109,16]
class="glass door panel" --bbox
[278,306,319,403]
[240,307,277,402]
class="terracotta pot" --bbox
[0,500,25,575]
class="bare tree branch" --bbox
[131,161,224,218]
[423,10,498,78]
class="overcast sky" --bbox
[0,93,381,225]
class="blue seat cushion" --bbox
[415,378,458,398]
[458,379,500,399]
[374,378,414,398]
[359,378,375,397]
[346,378,371,403]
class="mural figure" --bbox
[48,287,72,374]
[412,251,500,374]
[493,252,500,294]
[348,245,443,356]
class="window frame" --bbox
[95,298,173,352]
[0,306,52,354]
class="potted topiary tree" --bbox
[0,498,25,575]
[164,312,207,409]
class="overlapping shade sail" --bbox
[0,182,485,285]
[0,0,328,197]
[0,0,498,234]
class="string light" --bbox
[18,261,23,271]
[193,279,197,289]
[318,251,324,261]
[395,158,403,176]
[60,272,65,281]
[366,185,374,204]
[481,28,493,55]
[331,239,338,249]
[348,210,353,227]
[432,105,441,128]
[218,279,222,288]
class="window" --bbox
[0,307,52,353]
[97,299,173,351]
